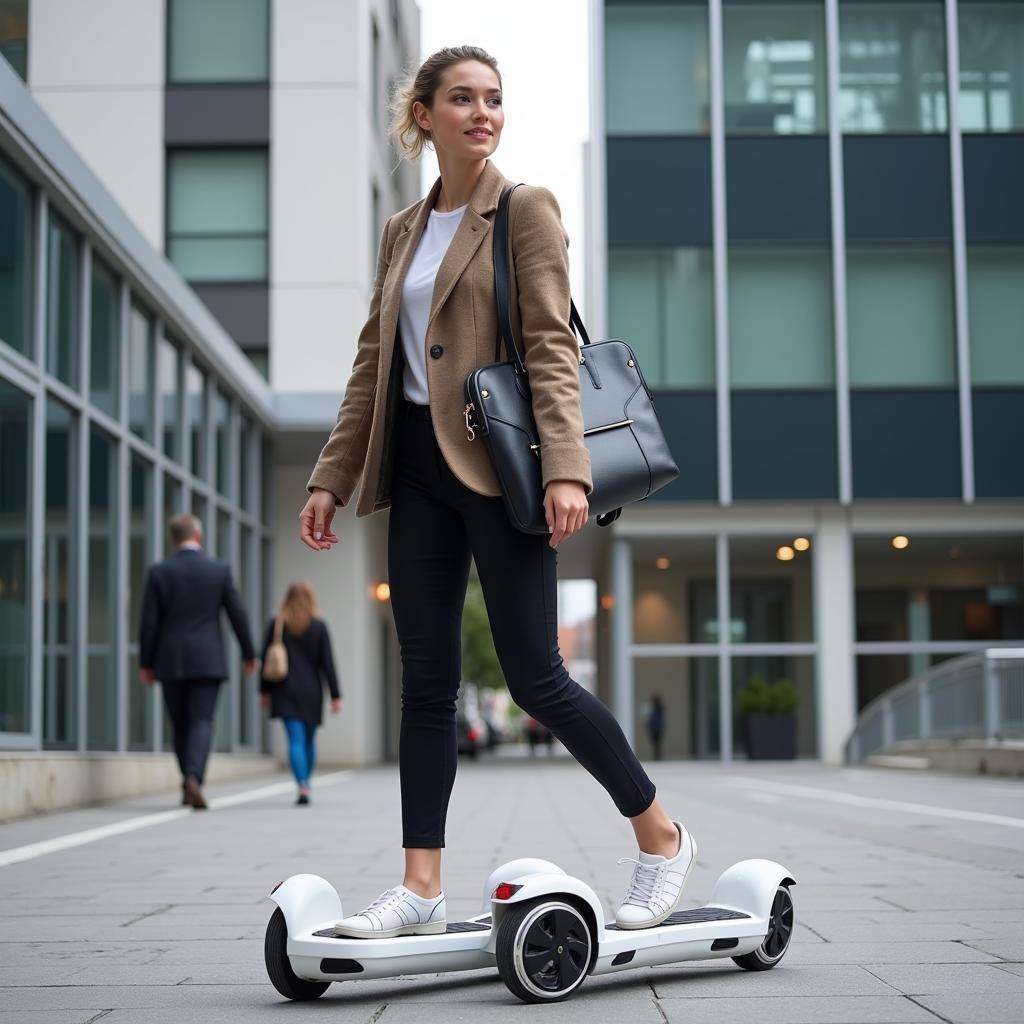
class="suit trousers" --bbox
[389,399,656,848]
[161,678,221,783]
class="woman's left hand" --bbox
[543,481,589,548]
[330,698,343,715]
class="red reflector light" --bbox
[493,883,522,901]
[468,728,481,742]
[270,880,284,895]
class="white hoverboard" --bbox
[264,857,795,1004]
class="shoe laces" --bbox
[363,887,405,914]
[617,857,666,907]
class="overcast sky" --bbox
[415,0,592,299]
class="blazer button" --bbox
[430,344,444,359]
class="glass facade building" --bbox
[0,101,274,756]
[599,0,1024,761]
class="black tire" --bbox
[264,907,331,1001]
[733,884,794,971]
[496,899,592,1003]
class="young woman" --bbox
[298,46,696,937]
[259,581,342,805]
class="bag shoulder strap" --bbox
[272,613,284,645]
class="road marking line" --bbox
[723,776,1024,830]
[0,771,352,868]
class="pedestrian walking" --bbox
[298,46,696,939]
[139,513,259,809]
[258,581,342,805]
[644,694,666,762]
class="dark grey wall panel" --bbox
[963,135,1024,242]
[192,283,268,349]
[607,137,712,245]
[647,390,718,501]
[844,136,951,243]
[165,85,270,145]
[973,388,1024,498]
[851,389,961,498]
[731,390,838,500]
[726,136,830,244]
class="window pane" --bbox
[609,248,715,387]
[0,158,34,357]
[167,150,268,283]
[128,303,154,441]
[968,246,1024,384]
[724,2,827,133]
[244,348,269,379]
[44,399,76,749]
[87,428,117,750]
[847,248,956,385]
[168,0,269,83]
[959,2,1024,132]
[240,415,255,513]
[128,457,153,750]
[0,0,27,80]
[45,213,79,386]
[0,380,31,735]
[214,508,232,752]
[187,361,207,479]
[839,2,948,132]
[159,335,181,460]
[733,654,817,756]
[606,4,710,134]
[238,527,254,747]
[633,537,719,645]
[729,248,834,386]
[634,657,721,759]
[730,535,815,643]
[215,389,232,497]
[90,260,119,418]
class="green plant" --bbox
[461,576,506,691]
[738,676,798,715]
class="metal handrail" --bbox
[846,648,1024,763]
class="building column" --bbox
[611,537,634,746]
[813,508,857,763]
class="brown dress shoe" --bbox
[184,776,208,810]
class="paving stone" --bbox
[862,963,1024,994]
[915,991,1024,1022]
[650,964,896,998]
[658,995,940,1023]
[787,941,997,965]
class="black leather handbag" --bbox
[463,183,679,535]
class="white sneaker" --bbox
[614,821,697,929]
[334,885,446,939]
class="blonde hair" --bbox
[279,581,320,637]
[388,45,502,163]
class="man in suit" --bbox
[139,514,260,809]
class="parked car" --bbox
[524,716,555,755]
[456,685,488,759]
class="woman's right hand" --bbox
[299,488,340,552]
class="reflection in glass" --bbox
[159,336,181,460]
[0,1,28,80]
[729,249,834,387]
[732,655,817,756]
[87,428,117,749]
[609,249,715,387]
[215,389,232,497]
[0,380,31,735]
[967,247,1024,385]
[187,361,207,479]
[240,416,255,513]
[238,528,254,747]
[44,400,77,748]
[959,3,1024,132]
[729,535,815,644]
[0,158,34,357]
[847,248,956,386]
[46,213,79,387]
[214,508,233,752]
[723,2,827,133]
[163,474,183,556]
[634,657,720,759]
[633,538,719,645]
[168,0,269,83]
[90,259,119,418]
[128,303,154,441]
[128,457,153,749]
[606,4,710,134]
[839,2,947,132]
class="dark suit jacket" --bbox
[259,617,341,726]
[139,547,257,683]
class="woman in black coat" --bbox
[259,581,341,805]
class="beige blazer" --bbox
[306,159,593,518]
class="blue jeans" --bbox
[282,717,317,786]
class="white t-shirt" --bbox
[398,203,468,404]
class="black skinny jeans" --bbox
[389,399,656,848]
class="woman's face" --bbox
[415,60,504,161]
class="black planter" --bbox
[743,713,797,760]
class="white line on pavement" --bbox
[0,770,352,868]
[723,776,1024,830]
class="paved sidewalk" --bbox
[1,757,1022,1023]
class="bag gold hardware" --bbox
[463,403,476,441]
